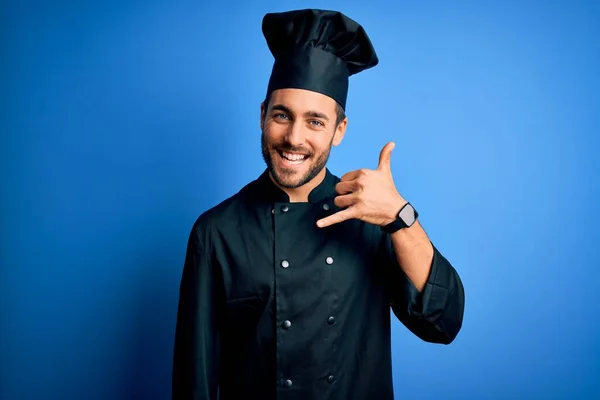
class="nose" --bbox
[284,121,306,147]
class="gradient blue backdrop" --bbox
[2,1,599,399]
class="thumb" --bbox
[377,142,395,172]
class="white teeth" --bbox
[281,152,307,161]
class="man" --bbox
[172,9,465,400]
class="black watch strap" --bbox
[381,202,418,234]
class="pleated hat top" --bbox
[262,9,379,110]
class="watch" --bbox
[381,202,419,234]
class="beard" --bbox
[261,131,333,189]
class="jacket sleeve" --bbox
[381,233,465,344]
[172,218,221,399]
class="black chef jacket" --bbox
[172,167,465,400]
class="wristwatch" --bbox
[381,202,419,233]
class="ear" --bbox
[332,117,348,147]
[260,102,266,130]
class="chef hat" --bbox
[262,9,379,110]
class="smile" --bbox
[277,150,309,166]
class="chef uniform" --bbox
[172,9,465,400]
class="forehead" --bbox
[269,88,337,116]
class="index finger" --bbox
[316,208,356,228]
[340,169,361,182]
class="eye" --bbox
[309,120,324,127]
[274,113,290,120]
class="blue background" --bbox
[2,0,599,399]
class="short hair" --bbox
[263,93,346,127]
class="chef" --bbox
[172,8,465,400]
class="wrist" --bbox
[381,197,408,226]
[380,198,419,234]
[382,215,397,226]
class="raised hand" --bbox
[316,142,407,228]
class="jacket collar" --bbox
[255,167,337,204]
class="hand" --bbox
[316,142,407,228]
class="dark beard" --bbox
[261,131,333,189]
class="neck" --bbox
[269,167,327,203]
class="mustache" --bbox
[272,143,312,156]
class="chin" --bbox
[261,137,328,189]
[271,166,309,189]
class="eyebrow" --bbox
[270,104,330,122]
[305,110,330,121]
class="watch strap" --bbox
[381,202,418,234]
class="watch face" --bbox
[399,204,416,226]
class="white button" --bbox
[322,203,330,210]
[283,379,292,387]
[281,260,289,268]
[272,208,275,214]
[326,257,334,265]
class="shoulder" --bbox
[189,178,259,237]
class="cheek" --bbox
[312,135,333,152]
[263,123,284,144]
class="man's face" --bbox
[260,88,346,189]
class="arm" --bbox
[381,220,465,344]
[172,219,221,399]
[312,142,464,343]
[389,219,433,292]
